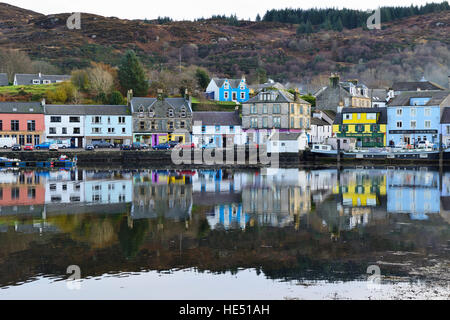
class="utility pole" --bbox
[179,48,182,73]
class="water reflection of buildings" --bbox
[131,170,193,221]
[387,169,440,220]
[1,167,449,235]
[330,169,388,230]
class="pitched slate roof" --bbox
[388,91,450,107]
[369,89,388,101]
[130,97,192,115]
[244,89,310,104]
[193,111,241,126]
[270,132,302,141]
[0,73,8,86]
[0,102,44,114]
[311,118,330,126]
[333,107,387,125]
[321,110,336,121]
[392,81,445,92]
[441,107,450,124]
[45,105,130,115]
[14,73,71,85]
[212,78,244,89]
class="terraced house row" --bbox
[332,90,450,148]
[0,88,313,149]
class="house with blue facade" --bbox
[387,91,450,147]
[83,105,133,146]
[386,169,440,220]
[205,77,249,103]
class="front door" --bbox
[404,135,410,145]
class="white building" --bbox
[45,105,85,147]
[267,131,308,153]
[192,111,245,147]
[310,110,335,144]
[44,105,133,147]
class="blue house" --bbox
[205,77,249,103]
[387,91,450,147]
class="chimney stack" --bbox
[127,89,133,106]
[293,88,299,101]
[157,89,164,101]
[330,73,340,88]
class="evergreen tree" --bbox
[335,18,343,32]
[118,50,149,96]
[256,14,261,22]
[195,68,210,90]
[108,90,125,105]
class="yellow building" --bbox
[333,108,387,148]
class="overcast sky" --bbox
[4,0,438,20]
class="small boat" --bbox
[310,144,338,157]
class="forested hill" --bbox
[262,2,450,33]
[0,2,449,91]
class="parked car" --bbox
[49,144,59,151]
[140,143,149,150]
[35,142,52,150]
[201,141,217,150]
[11,144,21,151]
[417,140,432,149]
[152,142,171,150]
[23,144,34,151]
[131,142,143,150]
[92,141,114,149]
[175,143,195,150]
[0,137,15,149]
[120,144,132,151]
[168,141,180,148]
[85,144,94,151]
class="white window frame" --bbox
[396,121,402,128]
[32,79,40,84]
[410,120,416,128]
[410,108,416,117]
[43,80,51,84]
[424,120,431,128]
[424,108,431,117]
[396,108,402,116]
[240,92,245,100]
[224,91,229,99]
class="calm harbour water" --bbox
[0,166,449,299]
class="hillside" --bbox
[0,2,449,91]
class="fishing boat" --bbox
[310,144,338,157]
[344,148,439,160]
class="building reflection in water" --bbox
[0,167,449,234]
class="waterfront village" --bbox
[0,72,450,158]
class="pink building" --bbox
[0,102,45,145]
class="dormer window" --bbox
[240,84,245,90]
[148,107,155,117]
[43,80,51,84]
[167,108,174,118]
[32,79,40,84]
[138,105,144,117]
[224,82,229,90]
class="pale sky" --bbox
[3,0,439,21]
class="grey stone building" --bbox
[314,74,371,112]
[242,89,311,144]
[130,93,192,146]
